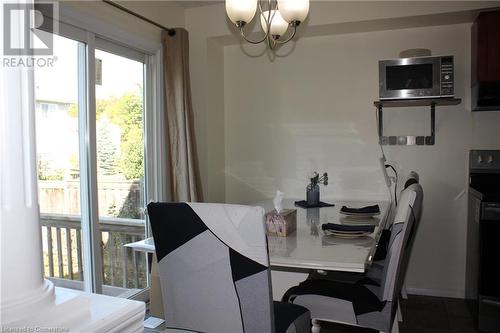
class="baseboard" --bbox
[406,286,465,299]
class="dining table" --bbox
[261,199,390,273]
[125,198,390,307]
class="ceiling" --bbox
[172,0,222,8]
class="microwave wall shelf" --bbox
[374,97,462,146]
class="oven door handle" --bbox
[483,299,500,308]
[484,206,500,213]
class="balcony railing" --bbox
[40,213,147,295]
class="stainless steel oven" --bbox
[378,55,454,100]
[466,150,500,332]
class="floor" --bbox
[322,295,477,333]
[144,295,478,333]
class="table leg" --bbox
[312,319,321,333]
[149,253,165,319]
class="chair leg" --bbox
[397,302,403,322]
[401,282,408,300]
[392,314,400,333]
[380,314,400,333]
[311,319,321,333]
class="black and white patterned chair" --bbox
[283,183,423,333]
[147,202,311,333]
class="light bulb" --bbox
[277,0,309,24]
[226,0,258,26]
[260,10,289,38]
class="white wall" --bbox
[116,1,185,28]
[224,23,500,297]
[223,33,390,203]
[186,2,500,297]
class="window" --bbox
[34,21,157,300]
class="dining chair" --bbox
[403,171,419,189]
[374,171,420,266]
[376,171,420,259]
[304,171,421,286]
[380,170,420,300]
[282,183,423,333]
[147,202,311,333]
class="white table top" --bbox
[262,199,390,273]
[126,237,155,253]
[125,199,390,273]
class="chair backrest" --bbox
[403,171,419,189]
[385,171,420,247]
[380,183,423,302]
[396,189,423,300]
[147,202,274,333]
[383,171,419,232]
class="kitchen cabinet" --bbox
[472,10,500,111]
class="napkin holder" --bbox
[265,209,297,237]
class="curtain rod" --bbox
[102,0,176,36]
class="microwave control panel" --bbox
[440,56,454,97]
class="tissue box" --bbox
[265,209,297,237]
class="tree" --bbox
[38,159,64,180]
[97,119,118,175]
[119,127,143,180]
[96,89,144,180]
[67,103,78,118]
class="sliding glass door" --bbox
[34,24,150,298]
[35,33,87,288]
[94,46,148,295]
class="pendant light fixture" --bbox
[226,0,309,49]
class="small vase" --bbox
[306,184,320,206]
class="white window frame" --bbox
[35,11,167,298]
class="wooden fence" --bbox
[38,179,144,219]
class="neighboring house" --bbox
[35,99,121,179]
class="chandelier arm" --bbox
[239,28,269,44]
[258,0,270,28]
[267,35,277,50]
[274,25,298,45]
[261,0,273,15]
[258,0,264,18]
[239,1,276,45]
[263,4,276,34]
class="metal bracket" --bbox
[378,102,436,146]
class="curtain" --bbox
[162,28,203,202]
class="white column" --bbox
[0,0,55,324]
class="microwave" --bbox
[379,55,454,100]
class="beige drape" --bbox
[162,28,203,202]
